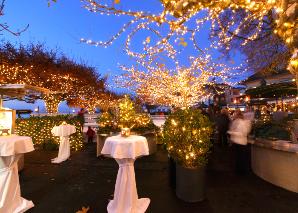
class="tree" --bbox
[80,0,297,70]
[0,42,112,113]
[117,49,241,108]
[210,6,295,75]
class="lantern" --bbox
[121,128,131,137]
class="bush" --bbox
[96,96,160,134]
[42,138,59,151]
[162,108,213,168]
[253,120,291,141]
[16,115,84,151]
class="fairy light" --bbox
[163,108,213,168]
[43,94,62,114]
[116,46,244,108]
[16,116,84,151]
[80,0,297,72]
[96,95,152,131]
[0,50,112,113]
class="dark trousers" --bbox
[87,136,93,143]
[234,143,250,175]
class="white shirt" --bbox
[228,118,251,145]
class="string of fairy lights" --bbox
[16,116,84,151]
[79,0,297,108]
[115,40,244,108]
[97,95,152,131]
[80,0,297,71]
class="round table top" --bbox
[101,135,149,159]
[51,124,76,137]
[0,135,34,156]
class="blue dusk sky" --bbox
[2,0,248,112]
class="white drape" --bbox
[107,158,150,213]
[0,135,34,213]
[102,135,150,213]
[51,125,76,164]
[51,136,71,164]
[0,154,34,213]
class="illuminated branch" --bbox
[80,0,297,75]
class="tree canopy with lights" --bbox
[80,0,297,83]
[0,42,116,112]
[76,0,297,109]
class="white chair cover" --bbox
[0,135,34,213]
[101,135,150,213]
[51,125,76,164]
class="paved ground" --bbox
[21,144,298,213]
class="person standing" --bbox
[228,109,251,174]
[216,108,230,146]
[86,126,95,144]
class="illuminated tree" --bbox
[210,5,295,77]
[117,47,242,108]
[118,95,137,128]
[96,95,153,133]
[0,42,111,112]
[80,0,297,74]
[43,93,63,114]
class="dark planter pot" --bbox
[168,156,176,189]
[176,164,205,202]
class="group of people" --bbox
[207,107,253,175]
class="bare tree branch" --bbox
[0,0,29,36]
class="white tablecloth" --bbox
[101,135,150,213]
[51,124,76,164]
[0,135,34,213]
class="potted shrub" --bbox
[162,108,213,202]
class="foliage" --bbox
[131,115,159,134]
[42,138,59,151]
[162,108,213,168]
[253,119,291,141]
[211,9,292,75]
[0,42,114,112]
[96,96,158,134]
[16,115,84,151]
[96,111,119,134]
[118,96,137,128]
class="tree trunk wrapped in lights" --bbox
[43,94,62,114]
